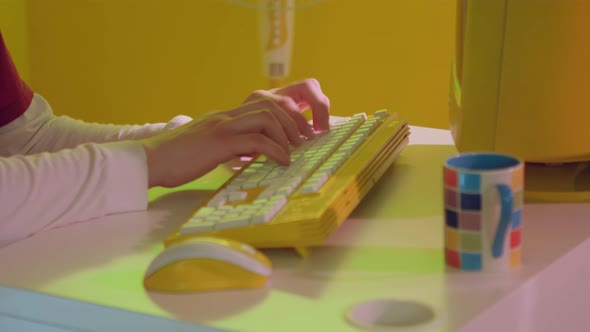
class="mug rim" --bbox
[445,152,523,173]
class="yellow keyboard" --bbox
[164,110,410,257]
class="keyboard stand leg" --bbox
[295,246,311,258]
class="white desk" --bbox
[1,126,590,332]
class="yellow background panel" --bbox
[0,0,30,81]
[19,0,455,128]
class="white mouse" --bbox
[143,237,272,293]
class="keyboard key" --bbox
[228,191,248,202]
[252,196,287,224]
[180,220,216,235]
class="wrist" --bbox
[140,139,161,188]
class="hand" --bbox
[140,78,330,188]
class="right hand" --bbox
[140,78,330,188]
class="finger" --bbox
[216,109,290,153]
[243,89,268,104]
[223,133,290,166]
[244,90,315,141]
[229,98,309,144]
[274,78,331,131]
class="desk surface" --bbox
[1,126,590,332]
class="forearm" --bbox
[0,141,148,247]
[0,94,191,156]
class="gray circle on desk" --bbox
[345,299,443,331]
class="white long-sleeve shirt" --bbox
[0,93,192,247]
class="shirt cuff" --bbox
[102,140,149,214]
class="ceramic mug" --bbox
[443,152,524,271]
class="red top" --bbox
[0,32,33,127]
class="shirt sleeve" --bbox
[0,141,148,247]
[0,94,193,156]
[0,94,193,247]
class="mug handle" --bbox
[492,184,513,258]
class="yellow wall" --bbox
[26,0,455,128]
[0,0,30,82]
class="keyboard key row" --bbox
[180,195,288,235]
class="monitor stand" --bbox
[524,162,590,202]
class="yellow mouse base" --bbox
[144,258,269,293]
